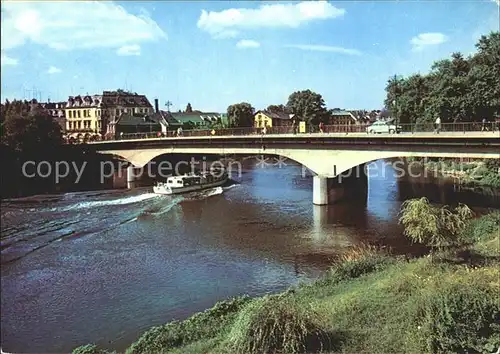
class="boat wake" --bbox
[55,193,160,211]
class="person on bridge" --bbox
[177,127,183,137]
[319,122,325,133]
[434,117,441,134]
[481,118,489,131]
[211,129,216,136]
[262,125,267,135]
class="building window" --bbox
[77,110,81,118]
[68,111,72,118]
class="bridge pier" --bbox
[127,165,138,189]
[313,164,368,205]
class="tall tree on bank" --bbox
[286,90,329,125]
[384,31,500,124]
[2,103,62,153]
[185,103,193,113]
[227,102,255,127]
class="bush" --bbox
[331,245,394,281]
[461,211,500,244]
[126,296,251,354]
[418,279,500,353]
[72,344,115,354]
[225,294,336,354]
[398,198,474,251]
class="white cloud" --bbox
[0,1,166,57]
[47,66,61,74]
[284,44,362,55]
[236,39,261,49]
[197,1,345,38]
[117,44,141,56]
[1,52,18,66]
[410,32,448,52]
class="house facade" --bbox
[103,91,153,137]
[327,110,358,125]
[64,95,104,140]
[254,110,294,128]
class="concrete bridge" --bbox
[90,132,500,205]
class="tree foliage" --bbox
[266,104,289,114]
[398,197,474,250]
[286,89,329,125]
[384,31,500,124]
[1,100,62,153]
[227,102,254,127]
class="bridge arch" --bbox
[97,147,498,178]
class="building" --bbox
[168,111,228,129]
[327,110,358,125]
[254,110,294,128]
[64,94,104,141]
[112,106,184,138]
[114,113,163,137]
[103,90,153,138]
[63,90,153,141]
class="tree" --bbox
[266,104,288,114]
[286,90,329,125]
[186,103,193,113]
[2,104,62,153]
[398,197,474,252]
[227,102,254,127]
[384,32,500,124]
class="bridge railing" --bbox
[105,121,499,141]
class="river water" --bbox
[1,159,499,353]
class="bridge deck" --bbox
[90,131,499,145]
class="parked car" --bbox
[366,120,402,134]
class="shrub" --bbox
[331,244,394,281]
[398,198,474,251]
[461,211,500,244]
[225,294,336,354]
[126,296,251,354]
[72,344,115,354]
[417,279,500,353]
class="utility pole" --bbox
[393,74,398,127]
[165,100,172,112]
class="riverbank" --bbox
[73,210,500,354]
[405,157,500,189]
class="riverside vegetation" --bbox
[73,198,500,354]
[405,157,500,189]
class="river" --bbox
[1,158,499,353]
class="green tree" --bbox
[227,102,254,127]
[2,104,62,153]
[384,31,500,124]
[286,89,329,125]
[398,197,474,252]
[266,104,288,114]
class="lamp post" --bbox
[165,100,172,112]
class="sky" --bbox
[1,0,499,112]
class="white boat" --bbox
[153,167,228,195]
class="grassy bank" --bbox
[73,208,500,354]
[405,157,500,189]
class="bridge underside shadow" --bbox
[97,145,499,206]
[313,164,368,205]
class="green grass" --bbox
[73,213,500,354]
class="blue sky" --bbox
[1,0,499,111]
